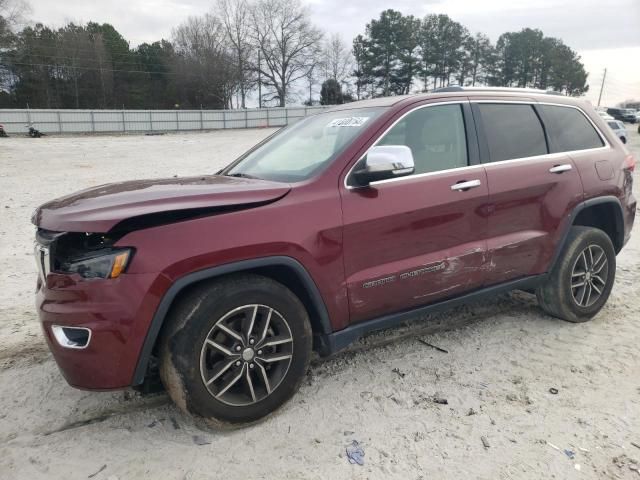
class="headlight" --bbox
[59,248,132,279]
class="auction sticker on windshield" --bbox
[327,117,370,127]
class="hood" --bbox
[32,175,291,233]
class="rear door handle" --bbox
[450,179,481,191]
[549,164,572,174]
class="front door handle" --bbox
[451,179,481,191]
[549,164,572,174]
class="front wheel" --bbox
[536,226,616,322]
[159,274,312,426]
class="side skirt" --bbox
[315,274,547,356]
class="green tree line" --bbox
[353,10,588,99]
[0,2,589,109]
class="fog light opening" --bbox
[51,325,92,349]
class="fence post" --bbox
[175,110,179,131]
[266,108,270,127]
[122,109,126,132]
[200,109,203,130]
[57,110,62,133]
[223,110,227,129]
[244,109,248,129]
[149,110,153,131]
[284,107,288,125]
[90,111,95,133]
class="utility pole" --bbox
[257,50,262,108]
[597,68,607,107]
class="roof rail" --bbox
[432,86,564,96]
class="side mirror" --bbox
[352,145,415,187]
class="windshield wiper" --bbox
[225,172,260,179]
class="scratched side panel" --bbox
[483,155,583,284]
[340,167,489,324]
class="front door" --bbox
[340,102,490,323]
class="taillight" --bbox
[624,154,636,172]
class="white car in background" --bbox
[598,110,615,121]
[607,120,628,144]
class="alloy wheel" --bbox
[570,244,609,308]
[199,304,293,406]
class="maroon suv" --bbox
[33,88,636,425]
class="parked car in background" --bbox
[607,120,628,143]
[33,87,636,425]
[598,111,615,121]
[607,107,637,123]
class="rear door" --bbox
[339,101,489,323]
[472,101,584,285]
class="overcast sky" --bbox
[26,0,640,106]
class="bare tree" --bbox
[250,0,322,107]
[215,0,254,108]
[172,15,239,108]
[322,33,352,83]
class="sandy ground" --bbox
[1,128,639,480]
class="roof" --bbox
[327,87,587,112]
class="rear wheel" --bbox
[159,274,312,426]
[621,136,627,144]
[536,226,616,322]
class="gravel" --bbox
[1,128,639,479]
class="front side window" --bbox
[539,105,604,152]
[477,104,548,162]
[376,104,468,175]
[225,107,385,182]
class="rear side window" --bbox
[538,105,604,153]
[607,121,618,129]
[477,104,547,162]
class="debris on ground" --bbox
[564,449,575,460]
[88,464,107,478]
[170,417,180,430]
[632,442,640,450]
[547,441,562,452]
[432,396,448,405]
[192,435,211,446]
[392,367,406,378]
[549,388,559,395]
[417,338,449,353]
[481,436,490,449]
[613,454,639,470]
[467,408,477,416]
[346,440,365,466]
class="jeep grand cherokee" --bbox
[33,88,636,425]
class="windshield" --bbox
[224,107,385,182]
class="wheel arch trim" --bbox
[132,256,332,385]
[549,195,624,273]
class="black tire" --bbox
[159,274,312,426]
[621,136,627,144]
[536,226,616,323]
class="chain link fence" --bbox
[0,106,330,134]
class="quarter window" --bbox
[377,104,468,175]
[477,104,547,162]
[538,105,604,152]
